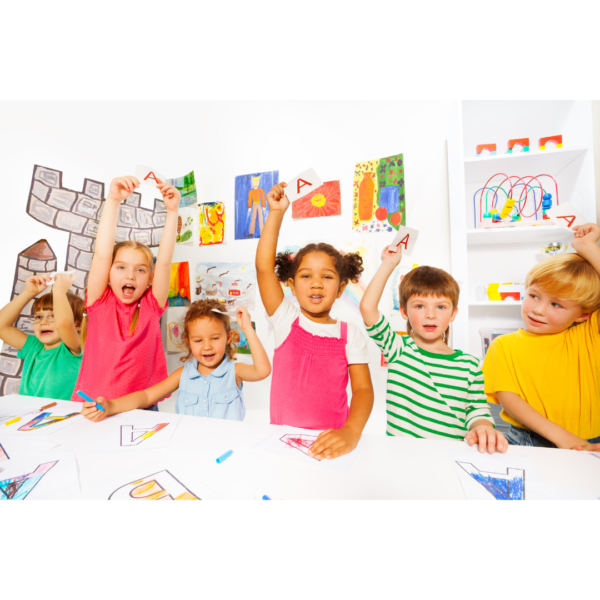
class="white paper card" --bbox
[136,165,166,187]
[389,225,419,255]
[449,448,598,501]
[1,402,83,437]
[252,425,363,474]
[93,461,222,500]
[0,448,80,500]
[285,168,324,203]
[91,412,182,454]
[0,436,56,462]
[546,202,591,230]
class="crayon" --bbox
[216,449,233,464]
[76,390,105,412]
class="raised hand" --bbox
[572,223,600,251]
[266,183,290,213]
[24,275,52,296]
[236,306,253,332]
[52,273,76,295]
[156,181,181,212]
[380,244,403,268]
[107,176,140,203]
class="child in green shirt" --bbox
[0,273,84,400]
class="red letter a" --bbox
[398,234,410,250]
[297,178,312,194]
[557,215,576,228]
[144,171,160,184]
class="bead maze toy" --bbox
[476,143,496,156]
[539,135,562,150]
[474,173,559,228]
[506,138,529,153]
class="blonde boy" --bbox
[483,223,600,450]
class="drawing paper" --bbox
[0,436,56,461]
[176,208,194,245]
[285,168,324,203]
[547,202,591,231]
[193,262,256,310]
[91,412,182,454]
[166,306,188,353]
[292,180,341,219]
[0,447,79,500]
[252,425,364,474]
[94,461,221,500]
[136,165,166,187]
[1,402,83,437]
[388,225,419,255]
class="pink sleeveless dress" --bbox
[270,317,349,430]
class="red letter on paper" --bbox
[297,179,312,194]
[144,171,160,184]
[557,215,576,228]
[397,234,410,250]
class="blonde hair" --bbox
[180,299,237,363]
[81,240,155,345]
[399,266,460,344]
[526,253,600,311]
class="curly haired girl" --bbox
[255,183,374,461]
[81,299,271,422]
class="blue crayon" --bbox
[216,449,233,464]
[76,390,105,412]
[262,495,271,500]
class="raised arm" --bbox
[233,307,271,385]
[87,176,140,305]
[52,274,81,355]
[572,223,600,334]
[360,244,403,327]
[81,367,184,422]
[151,180,181,308]
[0,275,51,350]
[255,183,289,316]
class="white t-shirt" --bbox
[266,297,370,364]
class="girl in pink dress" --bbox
[256,183,374,461]
[71,175,180,408]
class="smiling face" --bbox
[400,294,458,344]
[32,310,62,349]
[187,317,234,374]
[109,247,153,304]
[288,251,345,320]
[521,284,590,334]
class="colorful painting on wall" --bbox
[292,180,342,219]
[169,262,191,307]
[352,153,405,233]
[166,307,188,353]
[193,262,256,310]
[231,321,256,355]
[167,170,197,209]
[234,170,279,240]
[198,202,225,246]
[176,208,194,245]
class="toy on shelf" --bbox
[540,241,568,256]
[539,135,563,150]
[476,143,496,157]
[473,172,559,229]
[506,138,529,153]
[486,283,525,302]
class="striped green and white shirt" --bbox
[367,314,494,440]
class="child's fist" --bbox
[156,181,181,211]
[266,183,290,213]
[52,273,76,294]
[381,245,403,267]
[572,223,600,251]
[81,396,109,422]
[24,275,51,296]
[107,176,140,203]
[236,306,253,332]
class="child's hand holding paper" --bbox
[388,225,419,255]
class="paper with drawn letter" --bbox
[285,168,325,203]
[546,202,590,231]
[136,165,166,187]
[389,225,419,255]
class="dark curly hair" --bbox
[274,243,364,288]
[180,299,237,363]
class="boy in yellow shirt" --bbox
[483,223,600,451]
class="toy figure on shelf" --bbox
[540,242,568,256]
[539,135,563,150]
[475,143,496,157]
[506,138,529,153]
[472,173,559,229]
[486,283,525,302]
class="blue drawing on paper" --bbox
[0,461,58,500]
[234,170,279,240]
[458,462,525,500]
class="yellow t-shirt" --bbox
[482,310,600,439]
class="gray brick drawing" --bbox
[27,165,167,298]
[0,239,57,396]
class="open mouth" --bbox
[202,354,216,362]
[309,295,324,303]
[40,329,54,336]
[122,284,136,299]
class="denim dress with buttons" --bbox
[176,355,245,421]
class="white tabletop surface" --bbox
[2,396,599,500]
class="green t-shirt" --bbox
[17,335,82,401]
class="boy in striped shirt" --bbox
[360,244,507,453]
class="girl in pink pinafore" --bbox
[256,182,374,461]
[72,175,181,409]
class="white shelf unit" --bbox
[448,101,597,360]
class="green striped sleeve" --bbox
[365,313,403,362]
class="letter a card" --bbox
[136,165,166,187]
[285,168,324,203]
[389,225,419,255]
[547,202,590,231]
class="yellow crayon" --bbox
[5,417,21,426]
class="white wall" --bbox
[0,100,453,433]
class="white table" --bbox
[2,396,599,500]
